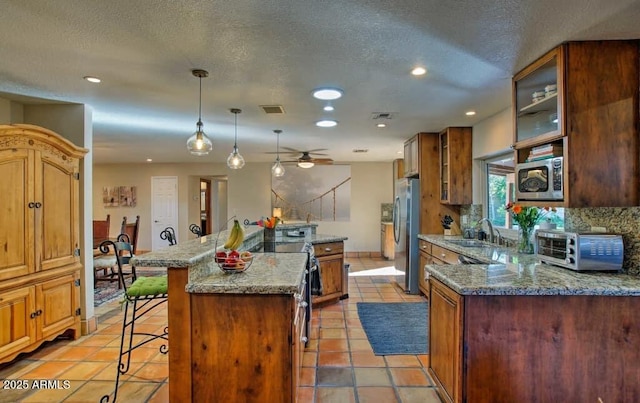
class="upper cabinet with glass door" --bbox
[512,41,640,208]
[513,47,563,147]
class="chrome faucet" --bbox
[478,218,497,243]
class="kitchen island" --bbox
[131,226,346,402]
[419,234,640,403]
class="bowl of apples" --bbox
[215,250,254,273]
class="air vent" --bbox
[260,105,286,114]
[352,149,369,153]
[371,112,395,120]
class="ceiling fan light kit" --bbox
[227,108,245,169]
[187,69,213,156]
[297,161,315,169]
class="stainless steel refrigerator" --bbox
[393,177,420,294]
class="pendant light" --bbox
[226,108,245,169]
[186,69,213,156]
[271,129,285,177]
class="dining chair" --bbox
[93,214,111,249]
[120,215,140,254]
[93,233,137,289]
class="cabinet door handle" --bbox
[324,248,332,252]
[28,202,36,208]
[36,309,43,316]
[441,253,446,258]
[301,336,308,343]
[30,312,37,319]
[35,202,42,208]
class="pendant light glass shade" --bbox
[227,108,245,169]
[187,120,212,156]
[272,130,285,177]
[187,69,213,156]
[272,157,285,177]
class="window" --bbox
[485,152,564,230]
[486,153,515,228]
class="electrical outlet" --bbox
[461,215,468,225]
[591,226,607,232]
[382,211,389,217]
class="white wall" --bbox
[94,161,393,252]
[471,107,514,204]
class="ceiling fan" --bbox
[268,147,334,168]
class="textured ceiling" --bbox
[1,0,639,164]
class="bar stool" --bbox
[99,237,168,403]
[189,223,202,237]
[160,226,177,246]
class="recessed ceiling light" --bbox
[146,158,153,162]
[411,67,427,76]
[465,110,476,116]
[323,105,335,112]
[376,123,387,128]
[316,119,338,128]
[84,76,101,83]
[312,88,343,100]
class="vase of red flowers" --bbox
[505,203,555,254]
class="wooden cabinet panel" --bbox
[313,241,346,305]
[431,245,460,265]
[381,223,394,260]
[40,157,78,272]
[0,149,33,281]
[429,277,464,403]
[315,255,343,301]
[418,240,431,296]
[403,136,419,177]
[191,293,294,402]
[0,286,36,360]
[37,274,79,340]
[439,127,472,205]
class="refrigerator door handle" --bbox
[392,196,401,244]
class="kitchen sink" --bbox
[447,239,491,248]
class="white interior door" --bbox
[151,176,178,251]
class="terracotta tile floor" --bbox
[0,257,441,402]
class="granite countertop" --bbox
[419,234,640,297]
[185,253,308,295]
[131,225,347,295]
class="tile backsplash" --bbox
[381,203,393,222]
[466,204,640,275]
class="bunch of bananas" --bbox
[223,219,245,250]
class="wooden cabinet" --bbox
[429,277,464,403]
[428,276,640,402]
[513,40,639,207]
[439,127,472,205]
[381,223,394,260]
[393,158,404,180]
[0,124,86,364]
[313,241,345,304]
[190,291,302,402]
[418,240,431,296]
[403,135,420,177]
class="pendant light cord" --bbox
[234,111,238,148]
[198,76,202,124]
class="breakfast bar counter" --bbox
[418,234,640,403]
[131,226,313,402]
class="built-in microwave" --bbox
[515,157,563,201]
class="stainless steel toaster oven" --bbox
[535,230,623,271]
